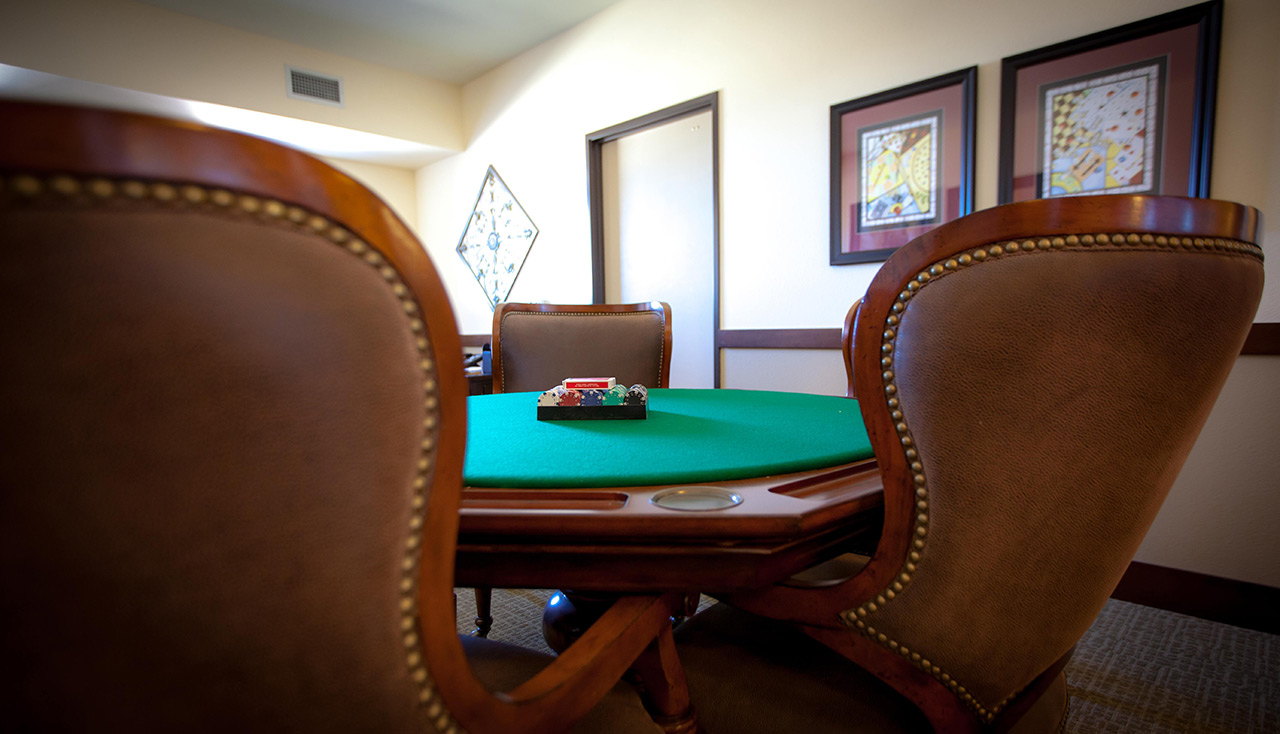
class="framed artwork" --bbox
[998,0,1221,204]
[456,166,539,309]
[831,67,976,266]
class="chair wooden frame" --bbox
[490,301,673,394]
[841,298,861,399]
[725,195,1262,733]
[0,101,689,734]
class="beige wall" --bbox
[421,0,1278,334]
[0,0,463,150]
[421,0,1280,585]
[321,157,420,234]
[1134,357,1280,583]
[721,349,848,397]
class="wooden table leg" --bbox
[542,591,701,732]
[631,623,701,734]
[472,587,494,638]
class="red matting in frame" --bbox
[1006,25,1198,203]
[836,81,968,261]
[999,0,1223,205]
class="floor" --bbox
[456,589,1279,733]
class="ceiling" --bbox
[0,0,623,165]
[137,0,622,85]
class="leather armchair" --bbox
[674,195,1264,733]
[0,101,677,734]
[491,301,672,394]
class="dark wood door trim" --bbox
[586,93,721,385]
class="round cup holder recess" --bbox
[650,486,743,511]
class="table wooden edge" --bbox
[455,459,885,592]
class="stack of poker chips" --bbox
[536,379,647,420]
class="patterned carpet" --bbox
[456,590,1279,732]
[1066,600,1277,732]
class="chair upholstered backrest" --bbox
[491,302,672,393]
[0,102,474,732]
[847,196,1263,724]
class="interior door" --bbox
[600,110,715,388]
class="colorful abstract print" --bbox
[1040,59,1164,198]
[858,111,941,232]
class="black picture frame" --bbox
[998,0,1222,204]
[830,67,976,266]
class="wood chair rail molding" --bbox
[472,322,1275,355]
[0,101,692,734]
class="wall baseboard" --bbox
[1112,560,1279,634]
[1241,322,1280,355]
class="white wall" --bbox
[1134,357,1280,583]
[722,350,848,397]
[420,0,1280,586]
[420,0,1279,334]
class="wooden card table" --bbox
[455,388,885,594]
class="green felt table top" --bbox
[463,388,873,488]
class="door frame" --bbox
[586,92,722,386]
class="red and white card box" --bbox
[562,377,616,390]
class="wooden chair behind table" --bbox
[672,195,1264,733]
[0,101,683,734]
[468,300,673,638]
[491,301,673,395]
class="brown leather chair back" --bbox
[1,103,681,734]
[0,102,471,733]
[846,195,1263,726]
[491,301,672,393]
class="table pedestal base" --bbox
[541,591,618,653]
[543,591,702,734]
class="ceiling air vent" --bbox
[285,66,344,107]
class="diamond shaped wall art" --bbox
[456,166,538,310]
